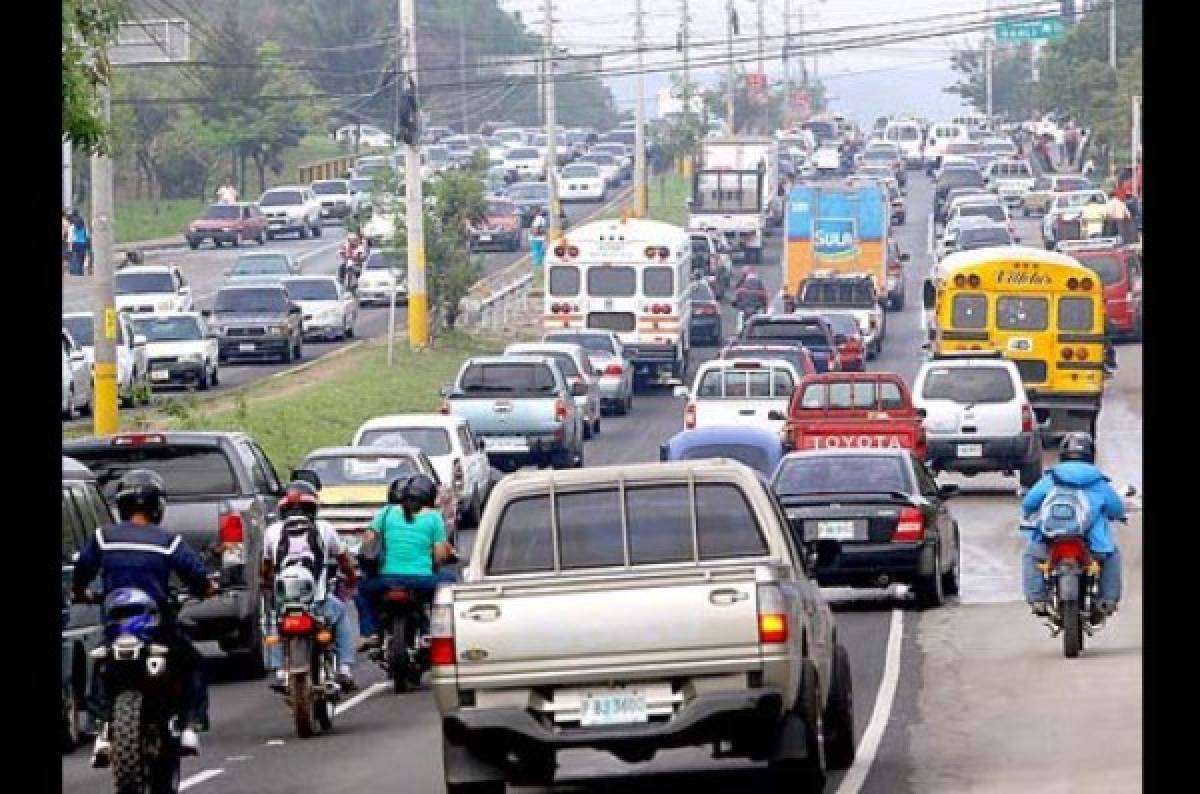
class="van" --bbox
[883,121,923,167]
[924,123,968,169]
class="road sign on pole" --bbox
[994,17,1065,41]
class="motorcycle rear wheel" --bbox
[112,690,180,794]
[290,672,315,738]
[389,615,410,694]
[313,658,335,733]
[1060,598,1084,658]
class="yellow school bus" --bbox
[923,246,1105,438]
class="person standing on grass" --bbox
[69,211,89,276]
[530,208,548,273]
[216,179,238,204]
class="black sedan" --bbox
[686,280,722,346]
[771,447,962,608]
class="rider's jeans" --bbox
[1022,541,1122,603]
[268,595,355,671]
[355,573,450,636]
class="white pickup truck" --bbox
[675,358,799,437]
[432,461,855,793]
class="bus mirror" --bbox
[922,280,936,310]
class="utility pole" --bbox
[459,5,469,134]
[681,0,690,124]
[1108,0,1117,70]
[544,0,561,242]
[91,85,118,434]
[757,0,766,134]
[63,140,73,210]
[984,0,994,124]
[401,0,428,351]
[726,0,736,135]
[1131,94,1141,200]
[783,0,792,128]
[634,0,647,217]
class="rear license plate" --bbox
[484,436,528,452]
[816,520,858,540]
[957,444,984,458]
[579,692,648,727]
[150,369,169,382]
[479,233,492,241]
[239,343,257,352]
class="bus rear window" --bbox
[548,266,580,296]
[644,267,674,297]
[1058,297,1094,331]
[587,266,637,297]
[951,294,987,328]
[996,296,1048,331]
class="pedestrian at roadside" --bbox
[529,209,548,273]
[69,211,89,276]
[216,179,238,204]
[1104,191,1134,242]
[62,210,72,272]
[1064,121,1080,166]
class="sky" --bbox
[494,0,1056,125]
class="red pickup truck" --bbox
[775,372,928,459]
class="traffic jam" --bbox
[63,16,1141,794]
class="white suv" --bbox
[114,265,193,314]
[912,354,1042,487]
[258,186,323,240]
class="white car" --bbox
[541,329,635,416]
[503,146,546,181]
[62,328,92,419]
[591,142,631,175]
[675,358,800,436]
[577,153,620,187]
[944,199,1015,244]
[309,179,353,222]
[423,145,453,176]
[984,158,1037,207]
[556,163,606,202]
[357,250,408,306]
[352,414,491,526]
[62,311,150,408]
[283,275,358,342]
[362,199,403,246]
[334,124,393,149]
[912,354,1043,487]
[129,312,220,391]
[504,342,603,439]
[114,265,193,314]
[813,145,842,172]
[258,186,322,240]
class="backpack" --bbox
[274,516,325,578]
[1037,478,1093,539]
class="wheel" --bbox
[388,615,409,694]
[214,239,224,248]
[894,294,905,311]
[1061,594,1084,659]
[312,221,323,238]
[942,531,961,597]
[1019,457,1043,488]
[62,674,86,751]
[1022,207,1030,217]
[282,341,294,364]
[112,690,179,794]
[290,672,315,738]
[573,442,585,468]
[197,363,211,391]
[767,660,827,793]
[232,232,241,248]
[822,643,856,771]
[344,319,355,339]
[294,341,303,361]
[266,231,275,241]
[210,365,220,387]
[299,224,310,240]
[313,658,334,733]
[257,231,266,245]
[63,386,75,420]
[913,542,946,609]
[187,239,199,250]
[593,417,601,437]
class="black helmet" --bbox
[1059,432,1095,463]
[388,473,438,509]
[114,469,167,523]
[278,480,320,520]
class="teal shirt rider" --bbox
[369,505,447,577]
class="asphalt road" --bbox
[62,173,1142,793]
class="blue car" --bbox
[659,426,786,480]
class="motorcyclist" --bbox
[260,481,359,692]
[355,474,457,650]
[71,470,216,767]
[338,233,367,288]
[1020,432,1127,621]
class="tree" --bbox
[63,0,126,154]
[945,42,1035,121]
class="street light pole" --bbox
[544,0,561,242]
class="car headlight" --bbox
[178,352,204,363]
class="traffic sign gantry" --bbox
[995,18,1065,41]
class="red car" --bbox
[185,202,268,249]
[468,198,523,252]
[733,273,770,312]
[1067,242,1143,341]
[819,313,867,372]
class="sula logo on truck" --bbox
[813,217,857,260]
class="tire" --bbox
[583,418,593,441]
[942,531,962,597]
[313,221,323,238]
[299,224,310,240]
[1061,594,1083,659]
[1019,456,1043,488]
[767,660,827,793]
[197,363,211,391]
[1022,207,1030,217]
[214,239,224,248]
[211,365,220,387]
[389,615,409,694]
[266,231,275,241]
[313,657,334,733]
[822,644,856,771]
[232,232,241,248]
[290,672,314,738]
[231,596,269,680]
[294,341,303,362]
[914,542,946,609]
[282,341,294,364]
[187,239,199,250]
[63,386,75,420]
[257,231,267,245]
[112,690,179,794]
[62,667,86,751]
[624,394,633,414]
[593,417,601,437]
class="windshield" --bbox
[203,205,240,220]
[231,255,289,276]
[588,266,637,297]
[115,272,175,294]
[283,279,338,301]
[582,154,615,166]
[485,200,516,216]
[959,227,1012,247]
[459,362,557,396]
[358,428,452,456]
[1078,254,1124,285]
[774,455,911,496]
[425,147,449,162]
[349,178,373,193]
[259,190,304,207]
[744,322,831,349]
[63,315,96,347]
[513,350,580,378]
[364,251,400,271]
[799,281,875,307]
[302,454,419,487]
[1056,177,1091,191]
[311,181,347,195]
[214,288,288,313]
[957,204,1007,222]
[921,366,1015,403]
[130,315,202,342]
[73,446,240,499]
[507,148,538,159]
[562,165,599,178]
[821,314,860,337]
[940,169,985,189]
[675,443,772,476]
[864,147,898,160]
[509,184,548,200]
[544,332,615,354]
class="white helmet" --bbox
[275,566,316,605]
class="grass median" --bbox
[65,331,504,476]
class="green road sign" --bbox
[994,18,1065,41]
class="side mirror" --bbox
[290,468,323,491]
[672,386,689,399]
[70,350,85,362]
[767,410,787,422]
[922,280,936,311]
[916,407,927,419]
[477,438,487,451]
[937,484,960,500]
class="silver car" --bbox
[541,330,634,416]
[505,342,602,440]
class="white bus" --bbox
[544,217,693,386]
[883,120,924,168]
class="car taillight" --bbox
[279,612,314,636]
[555,399,568,422]
[219,511,245,544]
[1021,403,1034,433]
[604,363,623,376]
[439,399,450,415]
[430,605,456,667]
[893,507,924,542]
[757,584,789,644]
[453,459,464,491]
[684,402,696,429]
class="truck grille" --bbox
[149,356,178,367]
[226,327,268,337]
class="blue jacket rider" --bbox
[1020,432,1126,618]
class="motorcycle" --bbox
[89,586,209,794]
[338,247,365,292]
[269,566,341,738]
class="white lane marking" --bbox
[180,768,224,790]
[926,212,935,257]
[835,608,904,794]
[333,680,389,716]
[265,738,285,746]
[297,238,345,263]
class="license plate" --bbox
[484,436,528,452]
[579,692,648,727]
[150,369,169,382]
[817,520,858,540]
[957,444,984,458]
[479,233,492,241]
[269,220,285,226]
[222,545,243,567]
[239,343,257,352]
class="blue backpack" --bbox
[1038,479,1093,539]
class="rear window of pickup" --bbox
[66,446,239,499]
[487,483,768,575]
[459,362,557,396]
[799,281,875,307]
[796,380,907,411]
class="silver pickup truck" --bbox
[432,460,855,793]
[441,355,587,472]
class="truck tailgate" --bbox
[792,419,921,451]
[696,398,788,434]
[450,567,762,688]
[449,397,557,438]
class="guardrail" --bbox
[465,272,534,331]
[298,155,358,184]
